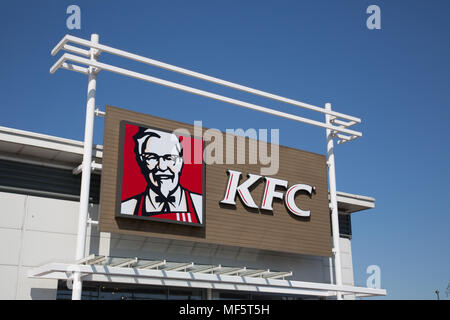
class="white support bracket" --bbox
[263,271,293,280]
[76,254,106,265]
[87,218,99,225]
[94,108,106,117]
[164,262,194,272]
[195,265,222,274]
[330,117,357,128]
[111,257,138,268]
[72,161,102,175]
[216,267,247,276]
[140,260,167,270]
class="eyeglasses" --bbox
[140,153,182,166]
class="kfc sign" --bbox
[100,106,332,256]
[116,122,204,226]
[220,170,315,217]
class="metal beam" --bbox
[194,265,222,274]
[263,271,293,279]
[111,257,138,268]
[163,262,194,272]
[240,269,270,278]
[216,267,247,276]
[51,53,362,137]
[52,35,361,124]
[139,260,166,270]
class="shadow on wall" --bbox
[30,288,57,300]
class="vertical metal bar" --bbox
[329,256,334,285]
[325,103,343,300]
[72,34,99,300]
[206,288,212,300]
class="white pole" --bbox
[325,103,343,300]
[72,34,99,300]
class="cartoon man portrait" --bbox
[120,126,203,225]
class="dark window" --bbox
[212,289,319,300]
[214,291,251,300]
[132,286,167,300]
[168,288,203,300]
[56,280,99,300]
[329,213,352,239]
[338,214,352,239]
[56,281,318,300]
[0,159,100,203]
[56,281,203,300]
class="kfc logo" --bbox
[117,122,204,226]
[220,170,315,217]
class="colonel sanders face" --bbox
[135,129,184,198]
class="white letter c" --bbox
[284,184,312,217]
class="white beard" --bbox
[159,179,178,197]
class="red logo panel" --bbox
[117,122,204,226]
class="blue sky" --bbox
[1,1,449,299]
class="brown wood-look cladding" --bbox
[99,105,332,257]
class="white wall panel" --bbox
[0,228,22,265]
[339,238,354,287]
[25,196,79,235]
[339,236,352,254]
[0,265,18,299]
[16,267,57,300]
[21,230,76,266]
[0,192,26,229]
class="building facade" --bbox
[0,125,378,300]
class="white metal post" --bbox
[325,102,343,300]
[72,34,99,300]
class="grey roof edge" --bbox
[335,191,375,214]
[0,125,103,157]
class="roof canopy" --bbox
[28,255,386,298]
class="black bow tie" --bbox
[155,195,176,213]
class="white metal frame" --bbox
[47,33,377,300]
[69,256,294,280]
[28,261,386,298]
